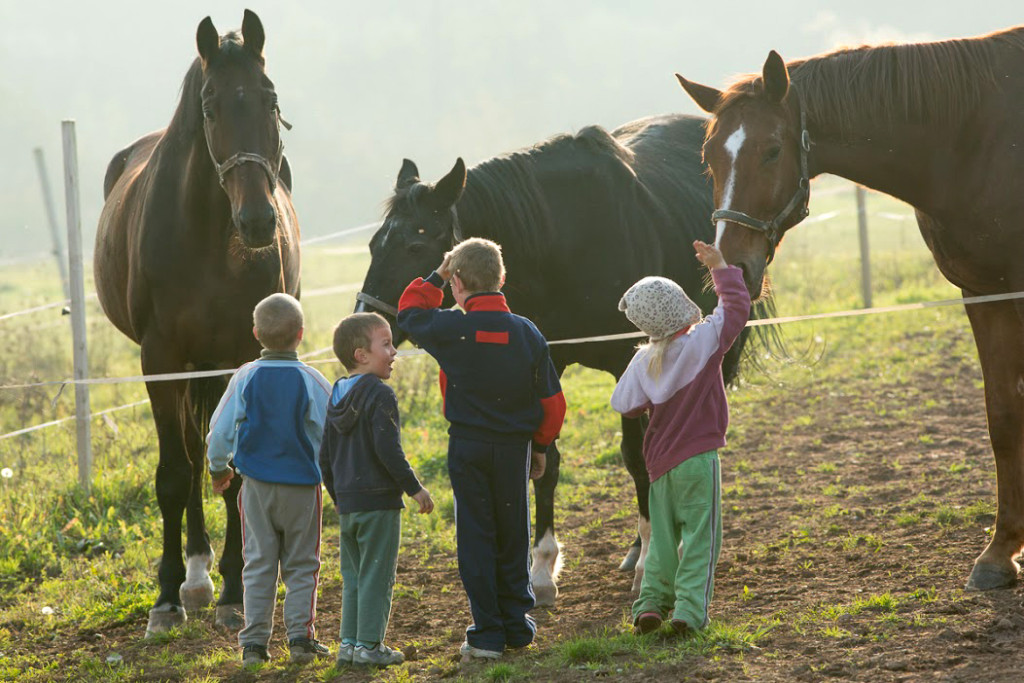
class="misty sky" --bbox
[1,0,1021,259]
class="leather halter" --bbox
[356,207,463,318]
[203,110,291,192]
[711,95,812,265]
[354,291,399,317]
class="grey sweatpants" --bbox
[237,477,322,647]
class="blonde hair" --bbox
[333,312,390,371]
[639,337,673,379]
[253,293,304,351]
[447,237,505,293]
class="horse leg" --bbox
[619,414,651,593]
[964,298,1024,590]
[531,441,562,607]
[143,359,192,637]
[179,392,215,615]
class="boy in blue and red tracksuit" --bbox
[397,237,566,660]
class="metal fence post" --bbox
[855,185,873,308]
[61,120,93,490]
[34,147,71,301]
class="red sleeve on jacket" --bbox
[398,276,444,312]
[533,391,567,447]
[438,368,448,412]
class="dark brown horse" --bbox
[94,10,300,636]
[677,26,1024,590]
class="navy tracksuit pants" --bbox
[448,436,536,652]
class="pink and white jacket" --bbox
[610,266,751,482]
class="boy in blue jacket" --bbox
[206,293,332,666]
[397,237,566,660]
[319,311,434,668]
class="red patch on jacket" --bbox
[475,330,509,345]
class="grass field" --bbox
[3,178,1020,682]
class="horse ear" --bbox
[676,74,722,114]
[196,17,220,65]
[396,159,420,189]
[241,9,265,57]
[430,158,466,212]
[762,50,790,102]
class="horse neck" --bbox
[808,120,940,211]
[155,127,234,244]
[455,163,549,265]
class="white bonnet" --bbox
[617,276,701,341]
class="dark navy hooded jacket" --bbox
[396,271,566,448]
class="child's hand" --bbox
[694,240,727,270]
[412,487,434,514]
[437,253,455,281]
[211,469,234,494]
[529,446,546,480]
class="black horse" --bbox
[93,11,299,636]
[355,113,763,603]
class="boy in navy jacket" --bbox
[319,311,434,668]
[397,237,566,659]
[206,293,332,666]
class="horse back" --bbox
[94,130,164,343]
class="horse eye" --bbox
[408,242,425,255]
[764,146,781,164]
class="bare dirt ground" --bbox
[42,348,1024,682]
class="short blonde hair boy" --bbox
[447,237,505,293]
[333,312,390,372]
[253,293,304,351]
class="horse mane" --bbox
[460,125,636,255]
[386,125,638,259]
[717,26,1024,139]
[165,31,247,148]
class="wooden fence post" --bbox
[61,120,92,490]
[855,185,873,308]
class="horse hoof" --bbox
[618,545,641,572]
[965,561,1019,591]
[630,569,644,594]
[179,578,215,613]
[533,583,558,608]
[145,605,186,638]
[215,603,244,632]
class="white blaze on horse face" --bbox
[715,125,747,248]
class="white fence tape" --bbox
[4,289,1023,442]
[0,400,150,442]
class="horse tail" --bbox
[186,374,230,458]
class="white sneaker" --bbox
[353,643,405,667]
[335,642,355,665]
[460,641,502,660]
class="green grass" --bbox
[0,178,991,680]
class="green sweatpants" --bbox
[339,509,401,645]
[632,450,721,630]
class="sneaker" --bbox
[241,643,269,665]
[635,611,663,634]
[460,641,502,660]
[670,619,692,637]
[335,642,355,666]
[288,637,330,664]
[353,642,405,667]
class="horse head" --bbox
[676,51,811,300]
[196,10,288,249]
[356,158,467,343]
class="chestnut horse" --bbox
[94,10,300,635]
[677,26,1024,590]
